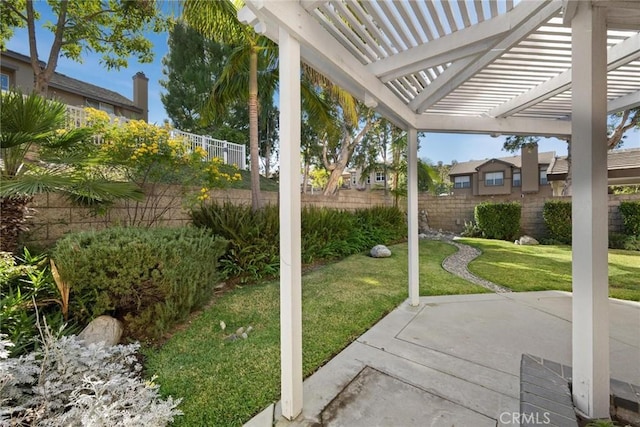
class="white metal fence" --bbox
[169,129,247,170]
[64,105,247,169]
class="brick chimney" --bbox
[521,143,539,193]
[132,72,149,122]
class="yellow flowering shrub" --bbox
[89,116,242,212]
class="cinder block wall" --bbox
[23,187,392,247]
[23,186,640,247]
[418,193,640,238]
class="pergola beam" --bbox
[409,0,562,113]
[608,90,640,114]
[414,114,571,137]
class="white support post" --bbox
[407,128,419,306]
[571,2,610,419]
[279,27,303,421]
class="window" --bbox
[366,176,371,184]
[453,175,471,189]
[1,73,9,91]
[513,169,521,187]
[375,172,386,182]
[351,174,357,185]
[485,171,504,186]
[540,167,548,185]
[86,99,115,115]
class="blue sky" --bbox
[5,2,638,165]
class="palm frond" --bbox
[1,91,67,142]
[182,0,249,45]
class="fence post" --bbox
[223,142,229,165]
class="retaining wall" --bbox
[23,186,640,247]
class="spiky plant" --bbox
[0,91,143,252]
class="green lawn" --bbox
[145,240,487,427]
[460,238,640,301]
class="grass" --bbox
[145,240,487,426]
[460,238,640,301]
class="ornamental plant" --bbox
[84,108,242,226]
[0,329,181,426]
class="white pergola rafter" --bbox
[408,0,563,113]
[367,2,548,83]
[489,33,640,117]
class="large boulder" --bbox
[516,235,540,245]
[78,315,123,346]
[370,245,392,258]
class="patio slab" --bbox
[245,291,640,427]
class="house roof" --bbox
[548,147,640,181]
[1,49,140,111]
[449,151,556,176]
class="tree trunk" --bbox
[302,160,310,194]
[0,195,34,253]
[562,140,572,196]
[248,48,261,211]
[323,164,346,195]
[265,140,271,179]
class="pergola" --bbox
[240,0,640,420]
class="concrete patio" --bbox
[245,291,640,427]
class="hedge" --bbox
[619,201,640,236]
[543,200,572,244]
[51,227,227,342]
[474,202,521,241]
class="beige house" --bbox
[547,147,640,195]
[1,49,148,121]
[449,145,554,197]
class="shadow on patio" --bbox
[246,291,640,427]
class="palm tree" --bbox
[183,0,271,211]
[0,91,143,252]
[183,1,359,209]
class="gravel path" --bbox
[421,231,512,293]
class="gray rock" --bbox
[370,245,392,258]
[418,233,428,239]
[78,315,123,346]
[236,326,245,335]
[517,235,539,245]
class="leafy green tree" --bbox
[0,91,143,252]
[160,20,235,134]
[1,0,169,94]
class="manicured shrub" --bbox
[619,201,640,236]
[51,227,227,341]
[191,203,407,282]
[609,233,640,251]
[0,330,181,426]
[474,202,521,240]
[543,200,572,244]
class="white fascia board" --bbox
[367,1,543,82]
[489,33,640,117]
[244,0,417,129]
[415,114,571,137]
[409,0,563,113]
[608,90,640,113]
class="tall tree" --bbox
[321,106,375,195]
[1,0,170,95]
[182,0,277,211]
[503,108,639,195]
